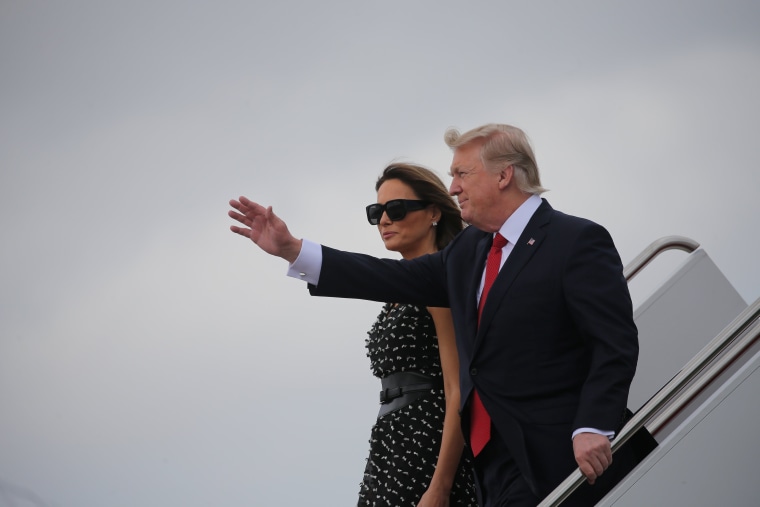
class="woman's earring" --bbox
[432,221,438,227]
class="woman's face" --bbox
[375,179,440,259]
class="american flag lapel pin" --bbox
[527,238,535,246]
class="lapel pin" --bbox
[527,238,535,246]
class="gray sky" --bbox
[1,1,759,505]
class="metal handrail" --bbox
[646,305,760,434]
[623,235,700,281]
[538,297,760,506]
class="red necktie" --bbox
[470,232,508,457]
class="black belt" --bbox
[377,371,443,418]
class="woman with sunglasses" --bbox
[359,164,476,506]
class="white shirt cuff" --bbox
[286,238,322,286]
[572,427,615,441]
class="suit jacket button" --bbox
[470,367,478,376]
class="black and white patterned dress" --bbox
[358,303,477,506]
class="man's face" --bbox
[449,141,502,230]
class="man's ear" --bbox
[498,165,514,189]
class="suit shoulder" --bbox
[548,208,609,234]
[539,207,619,254]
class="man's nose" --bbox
[449,180,460,196]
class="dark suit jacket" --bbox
[310,199,639,497]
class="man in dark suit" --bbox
[229,123,641,506]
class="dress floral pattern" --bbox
[358,303,477,506]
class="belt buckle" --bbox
[380,387,402,404]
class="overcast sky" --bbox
[1,1,759,506]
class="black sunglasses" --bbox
[366,199,430,225]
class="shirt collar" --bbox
[497,194,542,245]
